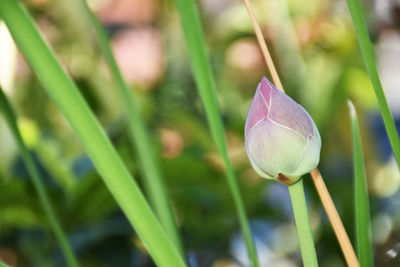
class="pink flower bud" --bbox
[245,77,321,184]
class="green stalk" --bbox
[0,1,185,266]
[288,179,319,267]
[0,87,79,267]
[0,260,10,267]
[173,0,259,266]
[346,0,400,167]
[79,0,183,256]
[349,101,373,267]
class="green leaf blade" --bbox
[173,0,259,266]
[349,101,374,267]
[346,0,400,168]
[0,1,186,266]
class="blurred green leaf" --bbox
[346,0,400,168]
[0,260,10,267]
[79,0,183,256]
[0,86,79,267]
[349,101,373,267]
[173,0,259,266]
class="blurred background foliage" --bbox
[0,0,400,266]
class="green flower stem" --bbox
[346,0,400,167]
[288,179,318,267]
[0,88,79,267]
[80,0,183,256]
[0,1,185,266]
[349,101,373,267]
[173,0,259,266]
[0,260,10,267]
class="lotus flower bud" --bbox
[245,77,321,184]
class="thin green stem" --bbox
[173,0,259,266]
[288,179,318,267]
[0,260,10,267]
[80,0,184,256]
[0,1,185,266]
[0,87,79,267]
[346,0,400,168]
[349,101,373,267]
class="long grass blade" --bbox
[345,0,400,168]
[0,1,185,266]
[348,101,374,267]
[173,0,259,266]
[0,87,79,267]
[79,0,184,256]
[288,179,319,267]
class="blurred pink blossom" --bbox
[97,0,157,25]
[112,28,163,88]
